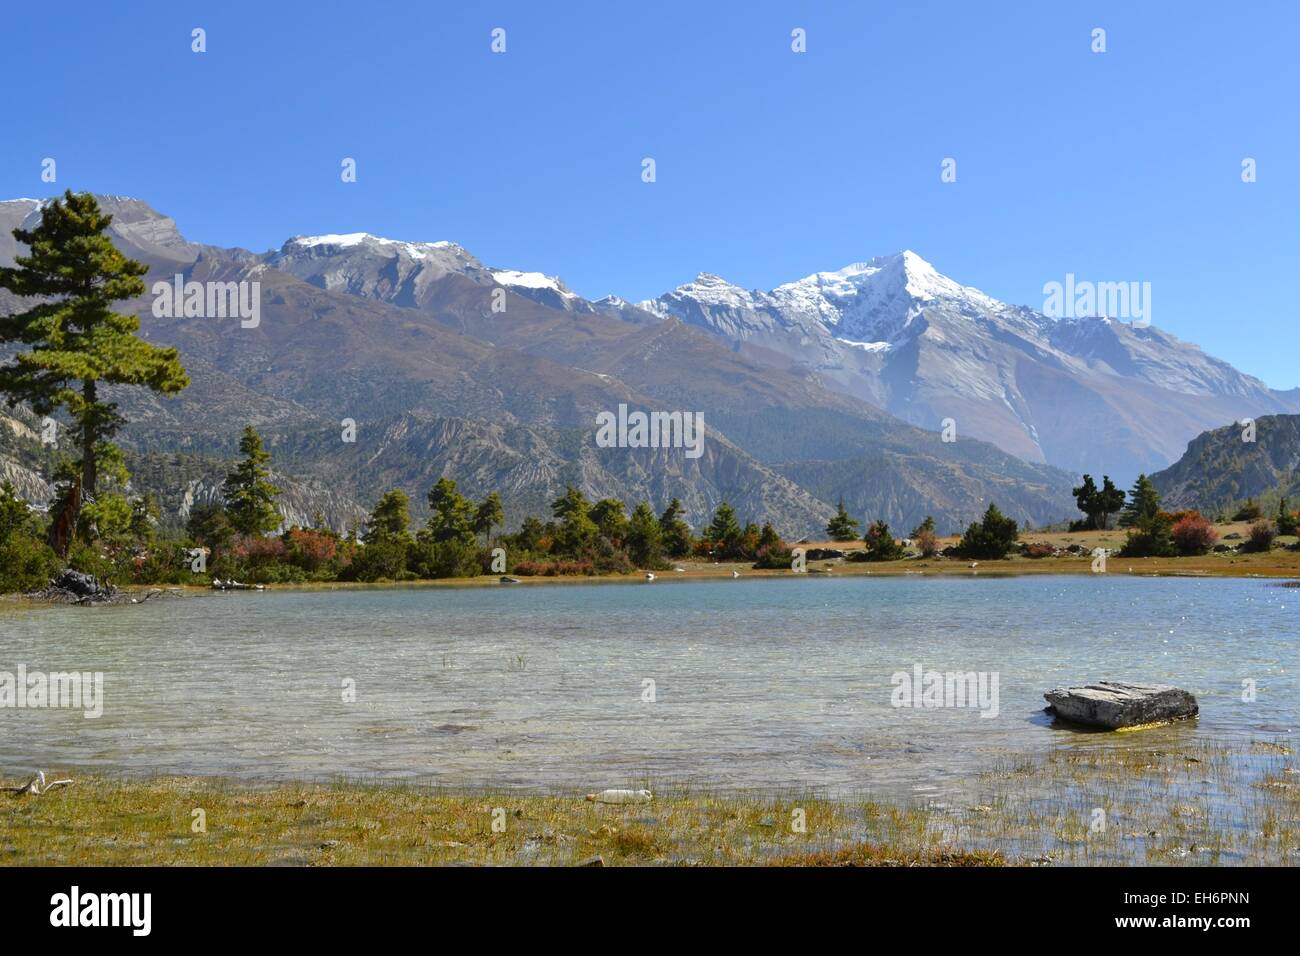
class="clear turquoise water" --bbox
[0,576,1294,798]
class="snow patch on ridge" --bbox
[492,270,576,298]
[284,233,456,260]
[838,338,892,353]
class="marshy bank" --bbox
[3,738,1294,866]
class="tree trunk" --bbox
[81,379,97,500]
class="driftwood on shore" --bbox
[28,569,166,606]
[1044,681,1199,730]
[32,569,117,605]
[3,771,73,796]
[212,579,265,591]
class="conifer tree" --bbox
[707,501,742,545]
[0,191,188,550]
[472,491,504,544]
[223,426,281,536]
[625,501,663,567]
[658,498,693,558]
[1120,474,1162,527]
[825,498,861,541]
[426,477,474,544]
[364,490,413,544]
[550,485,596,555]
[1097,476,1126,530]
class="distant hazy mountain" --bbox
[639,251,1299,483]
[1151,414,1300,517]
[1,196,1088,536]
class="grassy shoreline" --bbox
[6,521,1300,602]
[8,547,1300,605]
[4,738,1294,866]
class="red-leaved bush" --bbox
[1171,513,1217,555]
[230,535,287,562]
[284,528,338,571]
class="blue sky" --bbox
[3,1,1297,386]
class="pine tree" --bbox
[658,498,693,558]
[223,426,281,536]
[860,519,906,561]
[426,477,474,544]
[1120,474,1162,527]
[1097,476,1126,530]
[356,489,413,581]
[590,498,629,542]
[707,501,742,549]
[910,515,936,538]
[472,491,504,544]
[364,490,413,544]
[515,515,545,552]
[1276,497,1297,536]
[625,501,663,567]
[550,485,596,555]
[957,503,1019,559]
[0,191,189,551]
[1072,475,1099,529]
[825,498,861,541]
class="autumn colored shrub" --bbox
[1171,513,1217,556]
[284,528,338,573]
[230,535,287,562]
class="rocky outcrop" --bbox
[1044,681,1198,729]
[35,569,118,604]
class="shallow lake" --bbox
[1,575,1295,799]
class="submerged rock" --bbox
[1044,681,1198,730]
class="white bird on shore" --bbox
[644,572,655,581]
[969,562,979,569]
[731,570,740,578]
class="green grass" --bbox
[3,738,1295,866]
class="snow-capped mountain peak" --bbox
[280,233,462,261]
[642,250,1001,347]
[491,269,576,300]
[769,250,1000,342]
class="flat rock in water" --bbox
[1044,681,1198,730]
